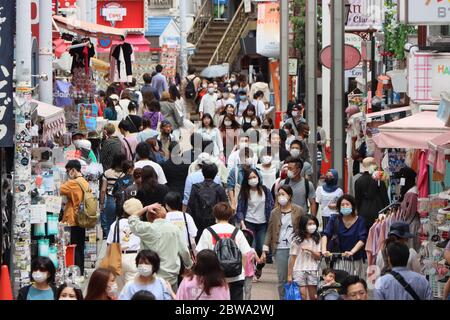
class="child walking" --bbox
[287,214,321,300]
[242,229,261,300]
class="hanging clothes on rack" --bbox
[111,42,134,83]
[69,39,95,74]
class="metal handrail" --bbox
[187,0,213,48]
[208,1,249,66]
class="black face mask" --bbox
[325,178,334,186]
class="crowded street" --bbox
[0,0,449,308]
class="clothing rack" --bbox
[378,201,400,215]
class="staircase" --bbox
[189,21,229,71]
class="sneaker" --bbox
[255,268,263,280]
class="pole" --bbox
[39,0,53,104]
[280,0,289,114]
[77,0,87,21]
[306,0,317,184]
[330,0,345,187]
[13,0,33,295]
[179,0,188,79]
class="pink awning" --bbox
[97,34,150,53]
[53,15,127,39]
[373,112,450,149]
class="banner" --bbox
[399,0,450,25]
[346,0,383,31]
[0,2,14,147]
[431,57,450,100]
[269,60,281,112]
[256,2,280,58]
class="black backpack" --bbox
[207,227,242,278]
[185,76,198,99]
[193,182,220,227]
[112,174,134,217]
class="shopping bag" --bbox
[284,282,302,300]
[99,219,122,275]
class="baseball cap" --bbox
[389,222,414,239]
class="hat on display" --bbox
[389,222,415,239]
[123,198,144,216]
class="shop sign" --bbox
[100,2,127,27]
[256,2,280,58]
[0,2,14,147]
[345,33,363,78]
[346,0,383,31]
[431,57,450,99]
[320,45,361,71]
[399,0,450,25]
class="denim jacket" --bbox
[236,186,274,223]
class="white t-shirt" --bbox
[290,238,321,273]
[245,190,266,224]
[134,160,167,184]
[256,164,277,190]
[196,223,252,283]
[165,211,198,246]
[252,99,266,119]
[315,186,344,218]
[227,149,258,169]
[106,218,141,251]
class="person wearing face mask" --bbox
[354,157,390,230]
[283,123,296,150]
[216,88,236,125]
[284,103,306,136]
[321,194,368,280]
[256,148,278,190]
[70,132,97,165]
[105,198,142,291]
[227,147,262,212]
[315,169,344,230]
[219,113,241,161]
[241,105,258,132]
[252,91,266,120]
[85,268,118,300]
[236,89,250,118]
[17,257,57,300]
[199,83,219,121]
[60,160,90,274]
[287,214,322,300]
[119,250,175,300]
[227,134,258,170]
[236,168,274,280]
[289,140,313,179]
[261,185,304,299]
[196,113,224,159]
[56,283,84,300]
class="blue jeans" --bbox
[101,195,116,239]
[245,221,267,271]
[275,248,290,300]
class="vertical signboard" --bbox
[256,2,280,58]
[0,2,14,147]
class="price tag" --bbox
[30,205,47,224]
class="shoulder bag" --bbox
[99,219,122,275]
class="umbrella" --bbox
[200,64,229,79]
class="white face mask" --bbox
[262,155,272,165]
[248,178,259,187]
[137,264,153,277]
[32,271,48,283]
[287,170,295,179]
[292,111,299,117]
[202,83,208,89]
[222,93,229,99]
[232,85,239,91]
[368,164,377,174]
[307,225,317,234]
[107,282,119,297]
[224,120,232,127]
[278,196,289,206]
[208,88,215,94]
[290,149,301,158]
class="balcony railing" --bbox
[148,0,173,9]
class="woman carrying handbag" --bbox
[102,198,142,291]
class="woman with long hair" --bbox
[241,105,258,132]
[136,165,169,209]
[261,185,304,299]
[177,249,230,300]
[85,268,118,300]
[196,113,224,159]
[160,91,183,138]
[236,168,274,281]
[100,153,126,239]
[287,214,321,300]
[142,100,164,131]
[219,113,241,161]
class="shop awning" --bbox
[30,99,66,142]
[97,34,151,53]
[372,111,450,149]
[53,15,127,39]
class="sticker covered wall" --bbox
[0,2,14,147]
